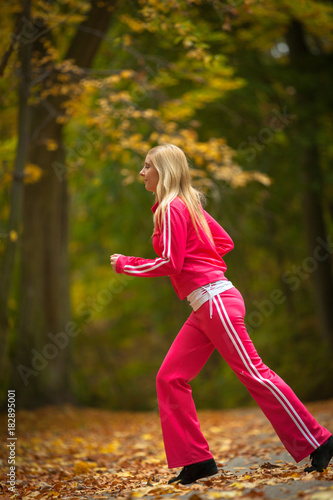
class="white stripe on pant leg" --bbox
[213,295,319,449]
[215,295,320,448]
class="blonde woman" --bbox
[110,144,332,484]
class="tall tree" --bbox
[0,0,32,379]
[11,0,116,407]
[286,18,333,347]
[201,0,333,348]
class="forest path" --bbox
[1,400,332,499]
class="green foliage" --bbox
[1,0,333,409]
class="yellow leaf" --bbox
[131,487,152,497]
[150,132,159,141]
[207,492,240,498]
[116,472,135,478]
[120,69,134,79]
[147,485,178,494]
[230,481,246,490]
[145,457,162,464]
[56,116,68,124]
[51,438,64,447]
[122,34,132,46]
[74,460,97,475]
[100,439,120,453]
[309,491,333,500]
[119,14,144,32]
[24,163,43,184]
[9,230,18,242]
[44,139,59,151]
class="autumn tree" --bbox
[199,0,333,347]
[0,0,32,385]
[2,0,332,410]
[0,0,117,407]
[0,0,270,408]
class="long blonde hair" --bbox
[147,144,213,242]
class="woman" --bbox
[110,144,332,484]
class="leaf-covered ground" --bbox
[1,400,333,500]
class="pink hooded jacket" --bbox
[116,197,234,300]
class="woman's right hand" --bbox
[110,253,121,272]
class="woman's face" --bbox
[140,155,159,193]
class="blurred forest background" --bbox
[1,0,333,412]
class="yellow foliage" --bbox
[57,73,70,83]
[120,69,135,79]
[82,79,100,92]
[150,132,159,142]
[122,34,133,46]
[9,230,18,242]
[160,101,195,121]
[251,171,272,186]
[105,74,122,85]
[56,116,69,124]
[119,14,145,33]
[24,164,43,184]
[44,139,59,151]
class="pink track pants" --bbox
[156,287,330,468]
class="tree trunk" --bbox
[286,19,333,347]
[0,0,32,382]
[13,114,72,406]
[301,141,333,346]
[11,0,116,407]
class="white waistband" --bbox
[187,280,234,318]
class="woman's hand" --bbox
[110,253,121,272]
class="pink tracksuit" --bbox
[116,197,330,468]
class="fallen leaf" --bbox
[74,461,97,475]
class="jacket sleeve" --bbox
[204,211,234,257]
[115,204,186,277]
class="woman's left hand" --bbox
[110,253,121,271]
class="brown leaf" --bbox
[260,462,281,469]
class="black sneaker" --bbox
[304,435,333,472]
[168,458,218,485]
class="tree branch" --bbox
[64,0,117,68]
